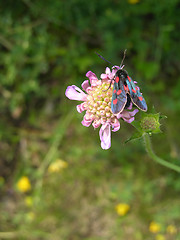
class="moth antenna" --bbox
[95,52,113,66]
[120,49,127,68]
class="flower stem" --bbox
[143,133,180,173]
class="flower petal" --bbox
[92,119,101,128]
[81,80,90,91]
[100,67,117,80]
[105,67,111,75]
[65,85,87,101]
[100,73,108,80]
[118,109,139,123]
[112,118,120,132]
[99,123,111,150]
[81,119,92,127]
[127,102,133,110]
[76,103,87,113]
[112,65,120,70]
[86,71,98,81]
[86,71,100,87]
[81,113,94,127]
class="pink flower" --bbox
[65,68,139,150]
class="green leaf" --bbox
[159,114,167,120]
[125,131,143,143]
[130,121,142,132]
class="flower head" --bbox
[166,225,177,234]
[48,159,68,173]
[65,67,140,149]
[115,203,130,216]
[16,176,31,193]
[140,113,161,134]
[149,221,161,233]
[155,234,165,240]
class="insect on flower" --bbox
[96,50,147,114]
[65,50,147,150]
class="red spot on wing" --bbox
[138,96,143,101]
[117,89,122,95]
[124,85,129,91]
[113,98,118,105]
[127,76,131,82]
[132,89,136,93]
[115,76,119,83]
[113,89,116,93]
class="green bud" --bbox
[140,113,161,133]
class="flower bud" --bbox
[140,113,160,133]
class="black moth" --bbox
[96,51,147,114]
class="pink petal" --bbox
[81,113,94,127]
[99,123,111,150]
[118,109,139,123]
[86,71,100,87]
[81,119,92,127]
[65,85,87,101]
[101,67,116,80]
[105,67,111,75]
[127,102,133,110]
[123,116,135,123]
[112,65,120,70]
[92,119,101,128]
[76,103,86,113]
[86,71,98,81]
[129,109,139,116]
[81,80,90,91]
[100,73,108,80]
[112,119,120,132]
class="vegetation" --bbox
[0,0,180,239]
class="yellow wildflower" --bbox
[48,159,68,173]
[149,221,161,233]
[155,234,165,240]
[115,203,130,216]
[167,225,177,234]
[128,0,140,4]
[16,176,31,193]
[25,196,33,207]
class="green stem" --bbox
[34,111,75,199]
[143,133,180,173]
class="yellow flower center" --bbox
[86,82,115,122]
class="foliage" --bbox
[0,0,180,239]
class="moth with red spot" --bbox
[96,50,148,114]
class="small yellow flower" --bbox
[115,203,130,216]
[48,159,68,173]
[149,221,161,233]
[155,234,165,240]
[16,176,31,193]
[25,196,33,207]
[128,0,140,4]
[167,225,177,234]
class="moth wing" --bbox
[111,77,127,114]
[126,76,147,112]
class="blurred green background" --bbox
[0,0,180,239]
